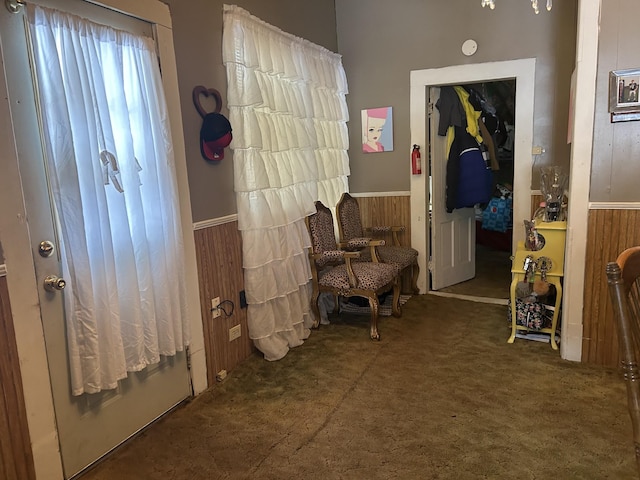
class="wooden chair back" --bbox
[336,192,365,242]
[607,246,640,477]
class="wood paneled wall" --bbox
[582,209,640,366]
[193,221,255,387]
[355,195,412,247]
[531,193,543,218]
[0,275,36,480]
[354,195,413,292]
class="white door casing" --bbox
[410,59,536,294]
[0,0,207,477]
[428,87,475,290]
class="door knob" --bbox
[44,275,66,292]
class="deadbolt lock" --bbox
[38,240,55,258]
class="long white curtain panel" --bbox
[222,5,350,360]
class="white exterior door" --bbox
[429,87,476,290]
[0,1,192,477]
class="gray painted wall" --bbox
[591,0,640,202]
[164,1,581,220]
[336,0,578,193]
[162,0,339,222]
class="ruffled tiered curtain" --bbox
[222,5,349,360]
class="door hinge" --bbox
[428,259,433,272]
[186,346,192,370]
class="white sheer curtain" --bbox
[222,5,350,360]
[27,5,190,395]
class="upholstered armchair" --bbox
[336,192,419,294]
[306,201,401,340]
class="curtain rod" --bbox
[5,0,25,13]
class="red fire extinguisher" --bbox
[411,144,422,175]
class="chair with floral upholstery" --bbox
[306,200,401,340]
[336,192,419,294]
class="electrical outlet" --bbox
[531,146,545,155]
[211,297,221,318]
[229,324,241,341]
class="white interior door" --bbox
[0,1,191,477]
[428,87,475,290]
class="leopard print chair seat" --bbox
[306,201,401,340]
[336,192,419,294]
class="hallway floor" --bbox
[436,243,512,300]
[81,294,635,480]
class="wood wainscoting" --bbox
[193,221,254,387]
[582,209,640,366]
[355,195,412,247]
[354,195,413,292]
[192,198,412,382]
[0,274,36,480]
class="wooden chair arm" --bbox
[338,238,384,262]
[366,226,405,246]
[368,226,406,233]
[312,249,360,260]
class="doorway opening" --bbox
[429,80,516,304]
[409,58,536,304]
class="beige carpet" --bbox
[81,294,636,480]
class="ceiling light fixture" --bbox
[481,0,552,14]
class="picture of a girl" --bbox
[362,107,392,153]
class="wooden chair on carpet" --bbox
[606,246,640,477]
[335,192,419,294]
[306,200,401,340]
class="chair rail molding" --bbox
[589,202,640,210]
[193,214,238,230]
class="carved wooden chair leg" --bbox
[310,289,321,328]
[367,295,380,340]
[621,356,640,473]
[392,279,402,318]
[411,262,420,294]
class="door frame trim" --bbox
[410,58,536,293]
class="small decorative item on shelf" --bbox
[539,166,568,222]
[524,219,545,251]
[537,256,552,281]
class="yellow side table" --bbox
[507,220,566,350]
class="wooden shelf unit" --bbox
[508,220,566,350]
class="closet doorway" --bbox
[430,81,516,304]
[409,59,536,302]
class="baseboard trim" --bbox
[427,290,509,306]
